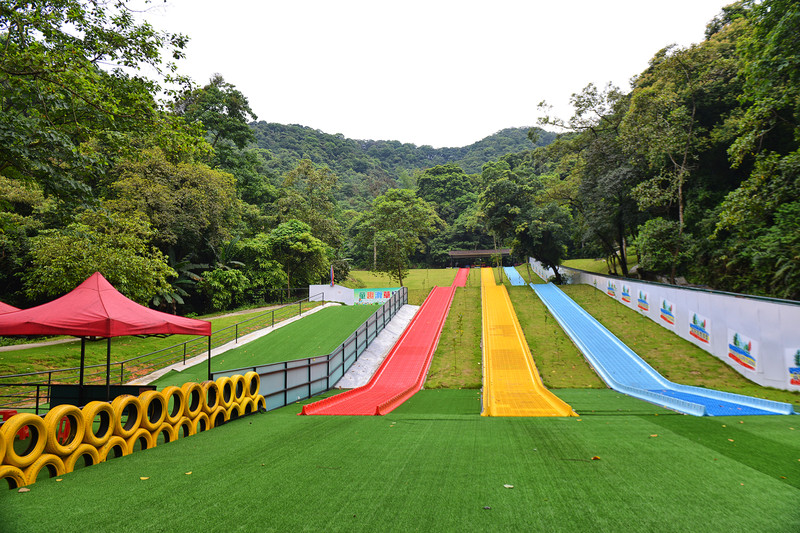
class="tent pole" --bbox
[207,336,212,381]
[106,337,112,401]
[79,337,86,405]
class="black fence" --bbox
[212,287,409,412]
[0,293,323,413]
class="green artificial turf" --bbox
[2,390,798,532]
[150,304,379,388]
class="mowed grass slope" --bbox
[2,390,798,532]
[151,304,379,387]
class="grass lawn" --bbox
[561,257,611,274]
[344,269,461,305]
[0,303,322,378]
[2,389,798,532]
[151,305,380,388]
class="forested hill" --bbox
[251,121,554,181]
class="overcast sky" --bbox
[142,0,732,148]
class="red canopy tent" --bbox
[0,301,20,314]
[0,272,211,402]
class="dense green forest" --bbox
[0,0,797,318]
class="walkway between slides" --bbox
[531,283,795,416]
[482,268,575,416]
[301,268,468,415]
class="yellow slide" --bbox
[480,268,576,417]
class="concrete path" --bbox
[128,303,339,385]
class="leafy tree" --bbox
[198,268,250,312]
[635,217,689,281]
[237,233,287,302]
[357,189,442,286]
[0,0,189,200]
[266,220,329,295]
[106,148,242,258]
[273,159,342,248]
[24,209,174,304]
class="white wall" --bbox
[529,259,800,392]
[308,284,354,306]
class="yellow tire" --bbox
[23,453,65,485]
[191,412,210,434]
[239,397,256,416]
[138,390,167,432]
[215,376,234,408]
[63,443,100,473]
[231,374,247,403]
[200,380,220,414]
[225,402,240,422]
[0,413,46,468]
[126,427,155,453]
[81,401,114,447]
[244,371,260,398]
[208,406,228,429]
[0,465,27,489]
[254,395,266,412]
[161,386,185,425]
[151,422,177,445]
[174,416,194,438]
[180,382,203,419]
[43,404,85,456]
[111,395,142,439]
[98,436,129,462]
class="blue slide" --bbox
[503,266,527,286]
[531,283,795,416]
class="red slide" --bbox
[301,268,468,416]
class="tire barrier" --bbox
[64,443,101,474]
[209,406,228,429]
[200,380,220,414]
[43,404,85,457]
[81,401,114,448]
[126,427,155,453]
[23,453,65,485]
[151,422,177,445]
[215,376,234,408]
[111,395,142,439]
[243,371,260,398]
[0,413,46,468]
[181,382,203,419]
[254,395,266,411]
[174,416,193,438]
[231,374,247,404]
[191,412,210,434]
[0,376,261,489]
[161,386,185,426]
[138,390,167,432]
[0,465,27,489]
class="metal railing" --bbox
[212,287,409,412]
[0,293,323,413]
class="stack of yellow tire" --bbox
[0,372,263,489]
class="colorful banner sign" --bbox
[728,329,757,371]
[689,312,711,344]
[607,280,616,298]
[659,298,675,327]
[354,287,400,305]
[637,290,649,313]
[787,348,800,389]
[621,284,631,303]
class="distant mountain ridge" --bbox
[251,122,554,175]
